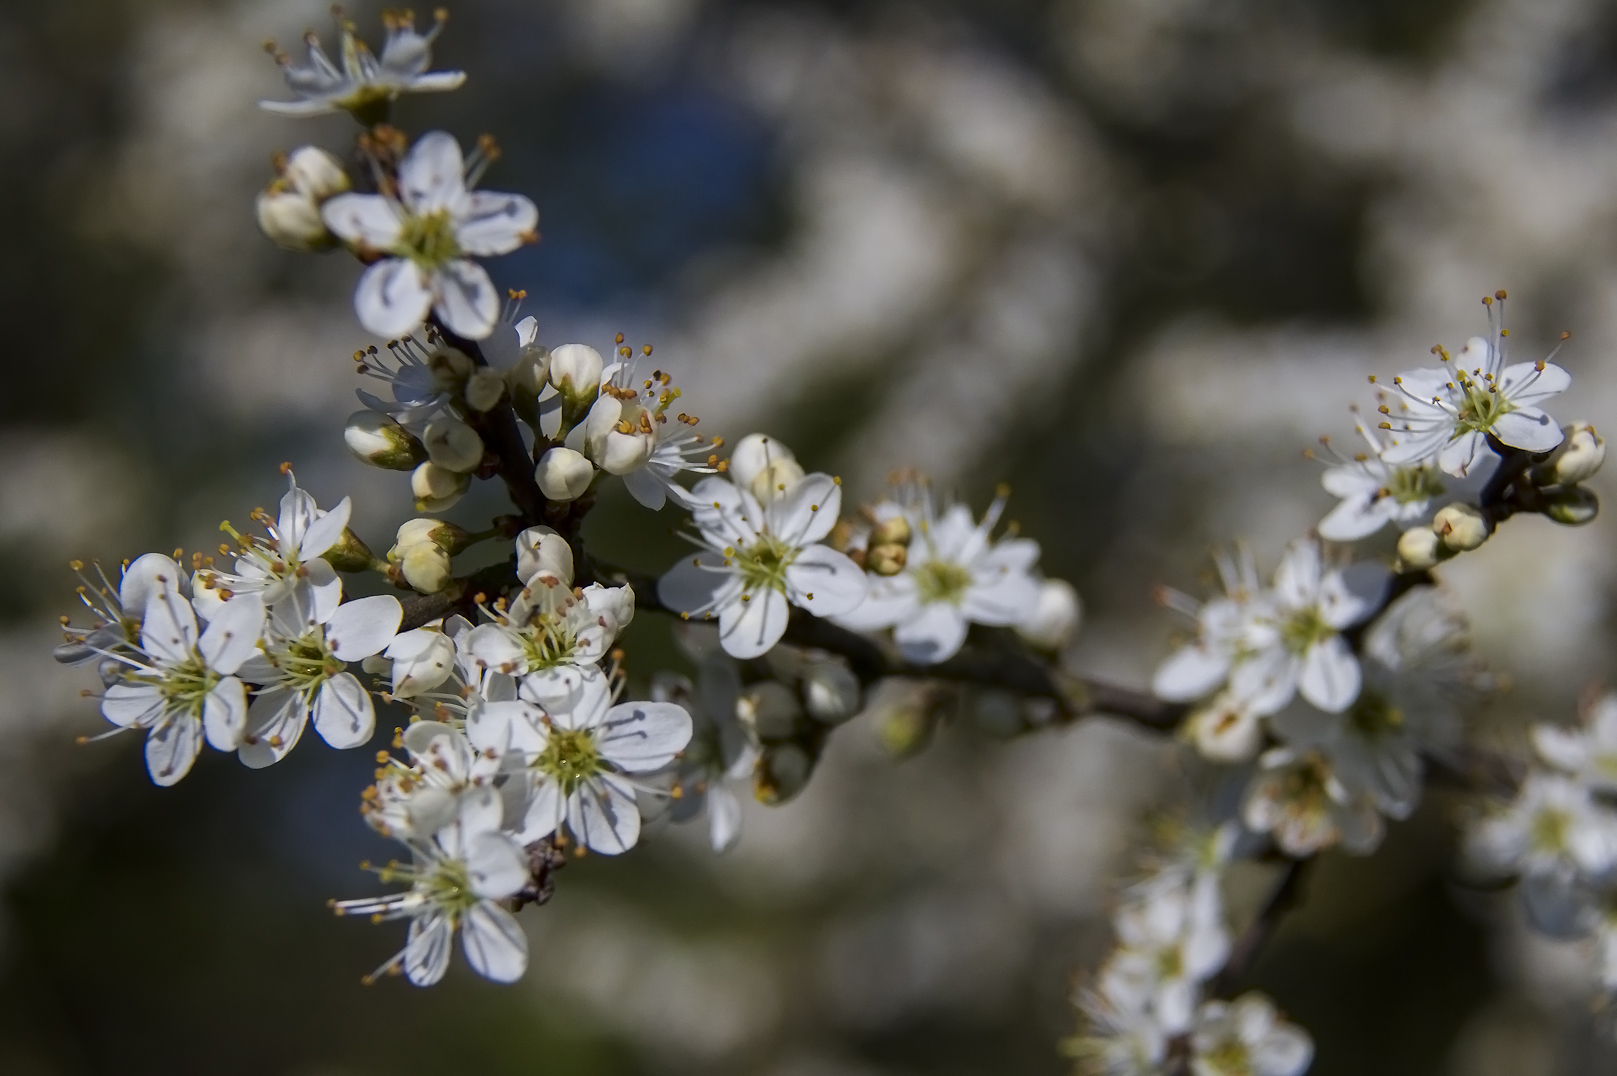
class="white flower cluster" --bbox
[1467,693,1617,1010]
[1069,822,1313,1076]
[59,472,403,785]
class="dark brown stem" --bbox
[1210,856,1311,994]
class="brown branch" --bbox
[1210,856,1311,994]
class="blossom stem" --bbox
[1209,855,1312,995]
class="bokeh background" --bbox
[5,0,1617,1072]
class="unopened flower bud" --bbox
[383,627,457,698]
[582,395,656,475]
[1533,422,1605,487]
[516,525,573,586]
[535,447,595,502]
[322,527,377,573]
[870,516,912,548]
[803,663,861,725]
[1543,486,1600,526]
[256,188,330,251]
[1396,525,1445,570]
[1015,578,1082,652]
[464,368,507,412]
[387,519,469,594]
[410,462,471,513]
[506,349,552,423]
[281,146,350,200]
[548,344,603,425]
[754,743,813,805]
[423,416,485,474]
[737,681,805,743]
[1433,502,1490,552]
[395,517,476,555]
[729,434,796,493]
[867,543,908,576]
[875,690,940,758]
[344,411,427,470]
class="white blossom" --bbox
[236,586,402,767]
[1016,577,1083,652]
[194,471,351,618]
[260,10,466,120]
[55,553,190,672]
[99,589,265,786]
[322,132,537,339]
[1469,772,1617,886]
[1533,693,1617,794]
[334,788,529,987]
[834,483,1038,664]
[1315,414,1489,542]
[579,360,720,510]
[363,719,503,842]
[1189,993,1314,1076]
[1378,310,1570,478]
[467,674,692,855]
[660,473,867,659]
[1242,748,1384,857]
[1067,986,1168,1076]
[655,655,756,853]
[464,569,633,702]
[1098,873,1230,1034]
[1154,546,1268,707]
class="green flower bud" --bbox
[1544,486,1599,526]
[344,411,427,470]
[1532,422,1605,487]
[754,743,813,805]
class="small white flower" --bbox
[1377,306,1570,477]
[1016,577,1083,652]
[194,471,351,618]
[382,623,459,699]
[1533,693,1617,794]
[354,334,474,430]
[1469,772,1617,884]
[1189,992,1314,1076]
[1100,874,1230,1034]
[468,674,693,855]
[834,483,1038,664]
[1067,985,1168,1076]
[260,10,466,120]
[322,132,537,340]
[654,655,757,853]
[580,361,720,510]
[660,474,867,659]
[55,553,190,671]
[99,589,265,786]
[1185,692,1266,763]
[1153,546,1268,705]
[237,587,402,767]
[464,576,633,702]
[1315,415,1489,541]
[363,719,504,842]
[334,788,530,987]
[1242,748,1384,857]
[1230,540,1387,716]
[727,433,805,504]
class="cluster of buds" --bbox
[255,146,352,251]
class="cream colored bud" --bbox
[1433,502,1489,552]
[1544,486,1600,526]
[256,188,330,251]
[343,411,427,470]
[582,395,656,475]
[729,433,796,493]
[423,416,484,474]
[322,527,376,573]
[282,146,350,200]
[548,343,602,398]
[506,349,552,423]
[867,543,908,576]
[515,526,573,586]
[803,663,861,725]
[394,517,475,555]
[1015,578,1082,652]
[1534,422,1606,487]
[870,516,912,548]
[754,743,813,805]
[465,368,507,412]
[427,346,476,395]
[1396,525,1445,570]
[410,462,470,512]
[399,543,453,593]
[737,681,805,743]
[535,447,595,502]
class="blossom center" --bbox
[518,620,581,670]
[1279,607,1333,656]
[537,726,603,793]
[155,654,221,716]
[1200,1040,1252,1075]
[914,559,974,605]
[733,535,798,595]
[274,632,343,694]
[395,209,461,270]
[1530,806,1571,854]
[1348,691,1404,739]
[422,858,481,919]
[1454,376,1515,435]
[1383,464,1446,506]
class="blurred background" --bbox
[5,0,1617,1072]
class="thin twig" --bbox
[1210,856,1311,994]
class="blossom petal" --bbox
[598,701,693,772]
[103,682,165,729]
[566,774,641,855]
[456,191,537,256]
[1299,636,1361,713]
[1499,360,1571,409]
[326,595,402,660]
[145,715,202,786]
[622,466,669,510]
[1273,540,1321,609]
[707,783,742,853]
[298,496,353,561]
[518,777,566,843]
[312,671,375,749]
[717,587,789,660]
[961,569,1040,626]
[465,832,529,900]
[140,590,198,666]
[1437,430,1490,478]
[1319,561,1389,630]
[398,131,466,215]
[201,676,248,751]
[1252,1025,1314,1076]
[404,911,454,986]
[196,594,265,675]
[432,260,499,340]
[465,623,529,676]
[461,901,529,983]
[689,477,762,547]
[892,602,969,664]
[784,545,868,617]
[239,688,308,769]
[354,258,432,338]
[658,552,736,618]
[120,553,184,617]
[833,574,917,632]
[320,193,403,248]
[767,473,842,546]
[1317,494,1393,542]
[1493,408,1565,453]
[1152,644,1230,701]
